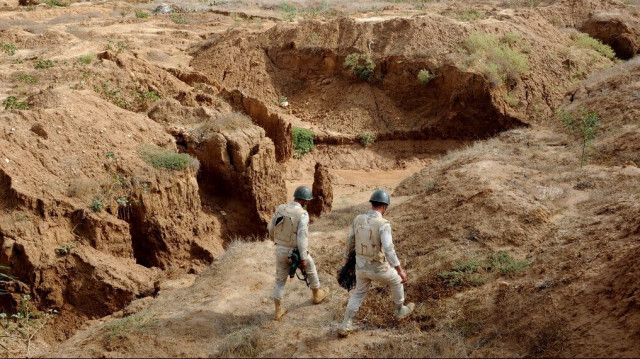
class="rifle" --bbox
[289,248,310,287]
[337,250,356,291]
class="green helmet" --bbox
[293,185,313,201]
[369,189,390,205]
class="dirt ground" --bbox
[0,0,639,357]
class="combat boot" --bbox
[312,287,329,304]
[274,300,287,321]
[337,309,356,337]
[394,302,415,320]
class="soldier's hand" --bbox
[396,267,407,283]
[299,260,306,270]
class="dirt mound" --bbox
[308,162,332,217]
[581,14,638,59]
[190,13,614,147]
[0,87,224,338]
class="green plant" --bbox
[343,53,376,81]
[139,145,199,170]
[279,1,298,21]
[0,266,15,295]
[77,53,96,65]
[91,198,103,212]
[292,127,315,158]
[572,33,616,60]
[43,0,68,6]
[462,32,529,87]
[171,14,186,24]
[133,89,161,103]
[16,74,37,84]
[34,59,54,70]
[488,251,531,275]
[438,259,486,287]
[135,11,149,18]
[105,312,155,342]
[358,132,375,147]
[1,42,17,56]
[104,40,129,53]
[55,242,76,255]
[417,69,436,85]
[3,96,29,110]
[94,81,130,109]
[444,9,486,21]
[558,108,600,167]
[502,92,520,107]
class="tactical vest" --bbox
[273,203,306,248]
[354,214,389,262]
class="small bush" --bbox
[462,32,529,87]
[417,69,436,85]
[1,42,17,56]
[292,126,314,158]
[139,145,199,170]
[91,198,103,212]
[343,53,376,81]
[572,33,616,60]
[77,53,96,65]
[279,1,298,21]
[171,14,187,24]
[55,242,76,255]
[488,251,531,275]
[133,89,161,102]
[44,0,68,6]
[444,9,486,21]
[3,96,29,110]
[135,11,149,18]
[358,132,375,147]
[35,59,55,70]
[557,108,600,167]
[105,312,155,342]
[17,74,37,84]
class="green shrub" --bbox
[139,146,199,170]
[1,42,17,56]
[91,198,103,212]
[35,59,55,70]
[488,251,531,275]
[78,53,96,65]
[572,33,616,60]
[279,1,298,21]
[17,74,37,84]
[133,89,161,102]
[462,32,529,87]
[44,0,68,6]
[438,259,486,288]
[171,14,186,24]
[557,108,600,167]
[135,11,149,18]
[3,96,29,110]
[0,266,15,295]
[343,53,376,81]
[417,69,436,85]
[358,132,375,147]
[444,9,486,21]
[292,126,314,158]
[55,242,76,255]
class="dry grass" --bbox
[309,203,370,232]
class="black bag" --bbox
[337,250,356,291]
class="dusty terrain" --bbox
[0,0,639,357]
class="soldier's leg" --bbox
[346,269,373,312]
[305,255,330,304]
[273,249,290,300]
[374,266,414,320]
[304,254,320,289]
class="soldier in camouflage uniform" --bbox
[337,189,414,337]
[268,185,330,321]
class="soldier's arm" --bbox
[296,212,310,261]
[380,223,406,282]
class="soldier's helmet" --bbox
[369,189,390,205]
[293,185,313,201]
